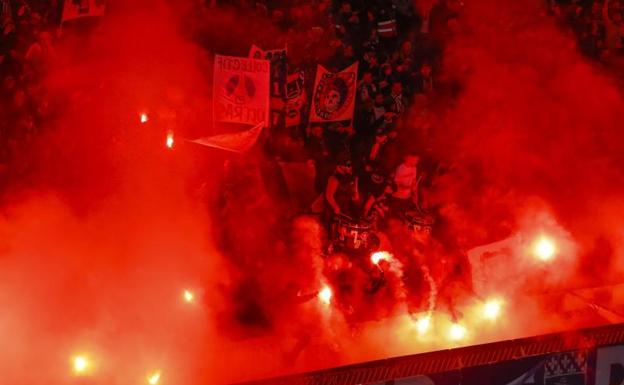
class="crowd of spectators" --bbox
[0,0,60,188]
[1,0,622,218]
[548,0,624,61]
[226,0,461,231]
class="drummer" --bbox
[325,153,361,218]
[388,151,421,218]
[363,173,395,228]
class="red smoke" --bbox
[2,0,624,384]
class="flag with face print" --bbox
[310,62,358,123]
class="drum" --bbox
[331,214,372,251]
[404,211,435,234]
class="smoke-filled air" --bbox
[1,0,624,384]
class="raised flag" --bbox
[249,44,288,106]
[285,71,306,127]
[213,55,270,127]
[190,122,263,154]
[310,62,358,123]
[61,0,105,23]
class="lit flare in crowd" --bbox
[318,285,333,305]
[166,131,174,149]
[147,371,162,384]
[140,113,148,123]
[183,289,195,303]
[483,298,503,320]
[71,354,91,376]
[533,236,556,261]
[448,323,467,341]
[415,314,431,334]
[371,251,392,265]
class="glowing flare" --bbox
[140,113,148,123]
[448,323,467,341]
[318,285,333,305]
[166,131,174,149]
[415,315,431,334]
[483,298,503,320]
[533,236,556,261]
[183,289,194,303]
[71,354,90,375]
[371,251,392,265]
[147,371,161,384]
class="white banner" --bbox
[213,55,270,126]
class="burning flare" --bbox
[140,113,148,123]
[147,371,162,384]
[533,236,556,261]
[483,298,503,320]
[415,314,431,334]
[318,285,333,305]
[166,131,174,149]
[183,289,194,303]
[71,354,91,376]
[370,251,392,265]
[448,323,467,341]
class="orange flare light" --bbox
[448,323,467,341]
[483,298,503,320]
[183,289,194,303]
[371,251,392,265]
[533,236,556,261]
[318,285,333,305]
[415,315,431,334]
[71,354,91,376]
[166,131,174,149]
[140,113,148,123]
[147,371,162,384]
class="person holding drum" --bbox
[388,151,422,218]
[324,153,360,217]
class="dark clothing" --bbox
[326,172,359,218]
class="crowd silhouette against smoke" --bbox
[1,0,624,384]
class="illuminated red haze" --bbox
[1,0,624,384]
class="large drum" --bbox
[331,214,373,251]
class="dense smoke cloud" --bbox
[2,0,624,384]
[427,0,624,280]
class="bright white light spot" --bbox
[483,298,503,320]
[318,285,333,305]
[533,236,556,261]
[415,315,431,334]
[370,251,392,265]
[140,113,148,123]
[71,354,90,375]
[183,290,194,303]
[166,131,174,149]
[449,323,467,341]
[147,371,161,384]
